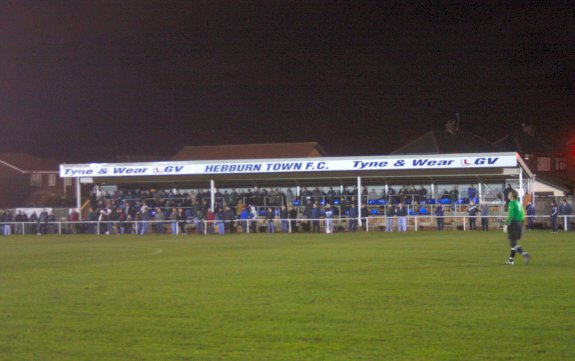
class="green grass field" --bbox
[0,231,573,361]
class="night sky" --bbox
[1,1,573,161]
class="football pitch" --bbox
[0,231,573,361]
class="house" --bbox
[391,121,573,196]
[390,122,503,155]
[0,153,74,208]
[494,123,574,193]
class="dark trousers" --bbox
[349,219,357,232]
[527,216,534,230]
[469,217,476,230]
[508,221,525,259]
[481,217,489,231]
[551,216,557,232]
[312,220,320,233]
[507,221,523,246]
[436,218,444,231]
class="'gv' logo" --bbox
[461,158,499,166]
[154,166,184,174]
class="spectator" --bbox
[39,209,49,235]
[177,208,186,234]
[324,203,334,233]
[348,203,358,232]
[29,211,38,235]
[550,201,558,233]
[467,201,478,230]
[249,205,258,233]
[69,209,79,234]
[360,203,369,229]
[311,203,320,233]
[559,199,572,231]
[449,186,459,211]
[467,184,477,202]
[2,210,12,236]
[155,208,165,234]
[480,203,489,231]
[206,208,215,234]
[525,201,535,231]
[396,202,407,232]
[435,204,445,231]
[15,210,25,235]
[224,205,235,233]
[240,206,249,233]
[385,204,395,232]
[170,208,178,235]
[139,206,150,235]
[288,206,298,232]
[280,205,289,233]
[265,207,275,233]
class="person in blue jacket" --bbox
[311,203,321,233]
[550,201,558,232]
[525,201,535,231]
[265,207,275,233]
[239,206,249,233]
[348,203,358,232]
[435,204,445,231]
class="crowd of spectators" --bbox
[0,183,522,235]
[0,209,56,235]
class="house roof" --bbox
[172,142,328,161]
[0,153,59,173]
[494,133,562,154]
[113,154,171,163]
[534,174,571,193]
[391,131,503,155]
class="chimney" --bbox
[445,120,458,135]
[521,122,535,136]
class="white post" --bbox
[76,178,82,218]
[357,176,362,227]
[210,179,215,212]
[385,184,389,202]
[519,170,524,204]
[532,176,536,208]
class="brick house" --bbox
[0,153,74,208]
[494,123,574,194]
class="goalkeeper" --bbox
[505,190,530,265]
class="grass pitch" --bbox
[0,231,573,361]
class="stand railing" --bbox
[0,215,571,235]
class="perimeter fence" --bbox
[1,215,572,236]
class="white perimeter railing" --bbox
[0,215,572,235]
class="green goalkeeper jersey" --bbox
[506,200,525,224]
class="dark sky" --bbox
[1,1,573,161]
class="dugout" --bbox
[61,152,534,222]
